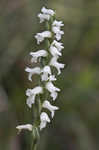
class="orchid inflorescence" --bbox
[16,6,64,144]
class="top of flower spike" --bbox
[41,7,55,16]
[38,7,55,23]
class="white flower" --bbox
[40,112,50,130]
[38,13,50,23]
[52,26,64,41]
[26,86,43,108]
[51,40,64,52]
[30,50,48,63]
[41,7,55,16]
[41,65,51,81]
[49,45,62,57]
[16,124,32,132]
[52,20,64,28]
[52,20,64,41]
[50,56,65,75]
[46,82,60,100]
[43,100,59,118]
[25,67,41,81]
[35,31,52,44]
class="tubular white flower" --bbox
[38,13,50,23]
[52,20,64,28]
[41,7,55,16]
[43,100,59,118]
[46,82,60,100]
[30,50,48,63]
[50,56,65,75]
[41,65,51,81]
[25,67,41,81]
[52,26,64,41]
[35,31,52,44]
[16,124,33,132]
[49,45,62,57]
[40,112,50,130]
[51,40,64,52]
[26,86,43,108]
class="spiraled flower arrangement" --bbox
[16,6,65,150]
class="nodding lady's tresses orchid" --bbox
[16,6,65,150]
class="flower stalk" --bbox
[16,6,65,150]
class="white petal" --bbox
[49,45,62,57]
[43,100,59,118]
[16,124,32,132]
[35,31,51,44]
[30,50,48,63]
[40,121,47,130]
[46,82,60,100]
[52,20,64,27]
[52,26,64,41]
[26,95,35,108]
[38,13,50,23]
[26,86,43,108]
[51,91,58,101]
[41,66,52,81]
[51,40,64,51]
[40,112,50,130]
[25,67,41,81]
[49,75,56,81]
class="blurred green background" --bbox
[0,0,99,150]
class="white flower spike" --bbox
[40,112,50,130]
[43,100,59,118]
[17,6,65,145]
[30,50,48,63]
